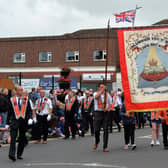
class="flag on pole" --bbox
[114,9,136,23]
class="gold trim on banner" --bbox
[126,108,168,113]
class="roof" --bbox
[153,19,168,25]
[0,19,167,42]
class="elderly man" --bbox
[34,89,53,144]
[6,86,33,161]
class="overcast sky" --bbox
[0,0,167,37]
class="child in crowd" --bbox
[120,93,136,150]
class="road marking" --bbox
[137,133,162,139]
[137,135,152,139]
[24,162,127,168]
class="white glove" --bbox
[5,125,9,130]
[47,114,51,121]
[33,117,37,124]
[28,119,33,125]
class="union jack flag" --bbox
[114,9,136,23]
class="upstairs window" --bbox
[93,50,106,61]
[13,53,26,63]
[39,52,52,62]
[66,51,79,62]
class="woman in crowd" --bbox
[150,111,161,146]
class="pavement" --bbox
[0,127,167,168]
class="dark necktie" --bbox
[40,99,43,106]
[86,98,88,105]
[18,98,22,111]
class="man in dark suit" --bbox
[64,90,79,139]
[81,90,94,136]
[6,86,33,162]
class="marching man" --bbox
[34,89,53,144]
[81,90,94,136]
[6,86,33,161]
[93,83,112,152]
[64,90,79,140]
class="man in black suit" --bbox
[81,90,94,136]
[6,86,33,162]
[64,91,79,139]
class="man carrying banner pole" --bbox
[93,20,112,152]
[93,84,112,152]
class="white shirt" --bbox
[15,96,22,105]
[116,96,122,107]
[15,96,34,110]
[93,92,112,111]
[111,95,121,107]
[29,99,34,110]
[35,97,53,116]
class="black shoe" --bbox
[72,136,76,140]
[131,144,136,150]
[9,155,16,162]
[164,146,168,150]
[64,136,69,140]
[17,156,23,160]
[81,132,85,137]
[118,126,121,132]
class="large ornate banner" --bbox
[117,26,168,112]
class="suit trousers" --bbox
[9,118,27,157]
[94,111,109,149]
[36,115,48,141]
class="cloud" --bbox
[0,0,167,37]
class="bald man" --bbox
[6,86,33,161]
[34,89,53,144]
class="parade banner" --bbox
[117,26,168,112]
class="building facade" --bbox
[0,19,167,91]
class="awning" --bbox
[0,79,15,90]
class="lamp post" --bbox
[52,75,54,90]
[19,72,22,86]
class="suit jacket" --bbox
[64,97,79,119]
[81,97,94,116]
[7,97,32,129]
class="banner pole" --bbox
[104,19,110,109]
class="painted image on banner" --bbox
[118,27,168,112]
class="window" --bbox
[39,52,52,62]
[66,51,79,62]
[93,50,106,61]
[8,76,19,85]
[13,53,26,63]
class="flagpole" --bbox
[104,19,110,110]
[132,5,142,27]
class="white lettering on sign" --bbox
[83,73,111,81]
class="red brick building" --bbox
[0,19,167,91]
